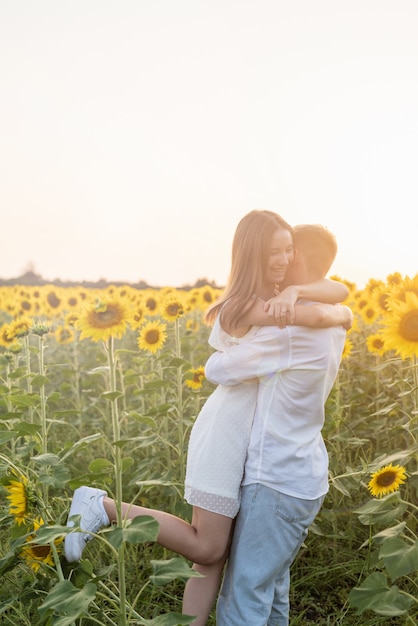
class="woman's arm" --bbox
[234,297,352,332]
[264,279,349,325]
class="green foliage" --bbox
[0,298,417,625]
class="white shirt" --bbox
[204,323,346,499]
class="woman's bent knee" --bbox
[194,544,228,566]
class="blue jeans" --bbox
[216,483,324,626]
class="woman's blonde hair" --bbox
[205,210,293,328]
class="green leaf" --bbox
[28,524,68,545]
[47,391,62,403]
[60,432,104,462]
[107,516,159,550]
[371,522,406,543]
[128,411,157,427]
[0,431,18,444]
[140,613,196,625]
[101,390,124,401]
[30,453,60,466]
[168,357,189,367]
[355,493,407,526]
[14,422,42,436]
[0,411,23,420]
[142,380,172,392]
[330,476,351,496]
[150,557,203,586]
[30,374,49,387]
[0,550,19,576]
[380,537,418,580]
[7,367,27,380]
[121,456,134,473]
[9,394,39,407]
[38,580,97,624]
[348,572,414,616]
[88,458,114,473]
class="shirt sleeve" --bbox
[204,327,284,385]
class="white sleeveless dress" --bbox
[184,316,259,518]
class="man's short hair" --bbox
[293,224,338,277]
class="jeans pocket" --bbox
[275,492,323,523]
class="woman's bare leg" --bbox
[103,497,233,565]
[182,558,227,626]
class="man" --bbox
[204,224,352,626]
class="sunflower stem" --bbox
[106,336,127,626]
[23,335,34,424]
[36,334,50,507]
[174,318,185,484]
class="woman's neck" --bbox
[258,283,277,300]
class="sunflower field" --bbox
[0,274,417,626]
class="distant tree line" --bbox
[0,270,220,291]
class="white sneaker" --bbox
[65,486,110,562]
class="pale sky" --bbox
[1,0,417,289]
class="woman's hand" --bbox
[263,286,300,327]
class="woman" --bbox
[64,210,349,625]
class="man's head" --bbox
[284,224,338,284]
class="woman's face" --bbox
[265,228,294,286]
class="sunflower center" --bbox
[88,305,123,329]
[145,329,160,344]
[167,303,183,316]
[47,292,61,308]
[376,470,396,487]
[31,544,51,559]
[146,298,157,311]
[399,310,418,342]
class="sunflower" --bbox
[31,320,51,337]
[380,291,418,359]
[387,274,418,306]
[54,325,75,345]
[366,333,387,357]
[143,290,160,316]
[65,312,79,327]
[21,517,61,573]
[5,475,29,524]
[359,305,379,325]
[186,318,200,333]
[371,284,392,316]
[137,320,167,354]
[0,323,17,347]
[42,285,64,318]
[77,298,134,342]
[185,366,205,390]
[130,305,146,330]
[386,272,403,287]
[62,287,83,312]
[368,463,407,498]
[198,286,222,310]
[160,295,185,322]
[9,316,33,339]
